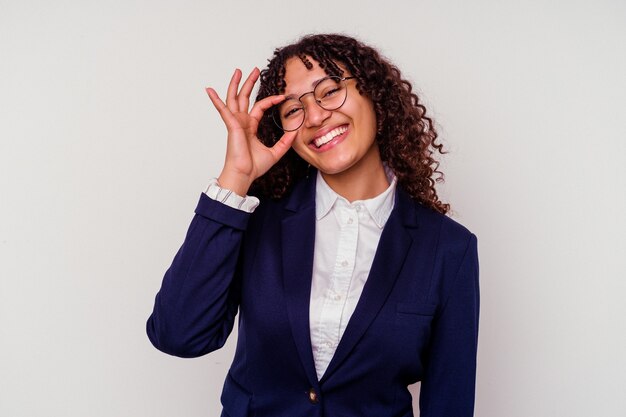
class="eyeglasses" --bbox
[271,76,356,132]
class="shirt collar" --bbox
[315,165,397,229]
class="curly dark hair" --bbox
[251,33,449,214]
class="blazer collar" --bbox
[281,173,319,386]
[321,186,418,383]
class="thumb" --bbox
[270,131,298,161]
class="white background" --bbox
[1,1,625,416]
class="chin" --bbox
[315,160,357,176]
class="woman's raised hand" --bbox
[205,68,297,196]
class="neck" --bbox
[320,145,389,202]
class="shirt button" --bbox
[308,388,319,404]
[334,294,342,301]
[355,204,362,212]
[341,260,348,267]
[347,217,353,224]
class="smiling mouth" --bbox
[313,125,348,148]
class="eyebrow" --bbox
[283,76,328,100]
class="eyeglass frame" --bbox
[271,76,356,132]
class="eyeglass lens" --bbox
[272,76,349,132]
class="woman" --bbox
[147,34,479,417]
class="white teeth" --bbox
[313,126,348,148]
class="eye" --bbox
[322,88,341,98]
[283,107,303,119]
[315,77,344,101]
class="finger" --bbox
[206,87,228,113]
[269,130,298,161]
[238,67,260,112]
[225,69,242,113]
[249,94,286,121]
[206,87,242,130]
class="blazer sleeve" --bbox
[419,233,480,417]
[146,193,252,358]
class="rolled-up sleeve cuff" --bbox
[195,193,252,230]
[204,178,260,213]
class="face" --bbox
[281,57,380,178]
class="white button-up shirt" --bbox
[205,167,397,380]
[309,169,396,379]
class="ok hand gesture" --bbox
[206,68,297,196]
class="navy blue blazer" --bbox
[147,173,479,417]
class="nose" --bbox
[302,97,332,128]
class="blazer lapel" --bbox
[320,188,418,383]
[281,175,319,387]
